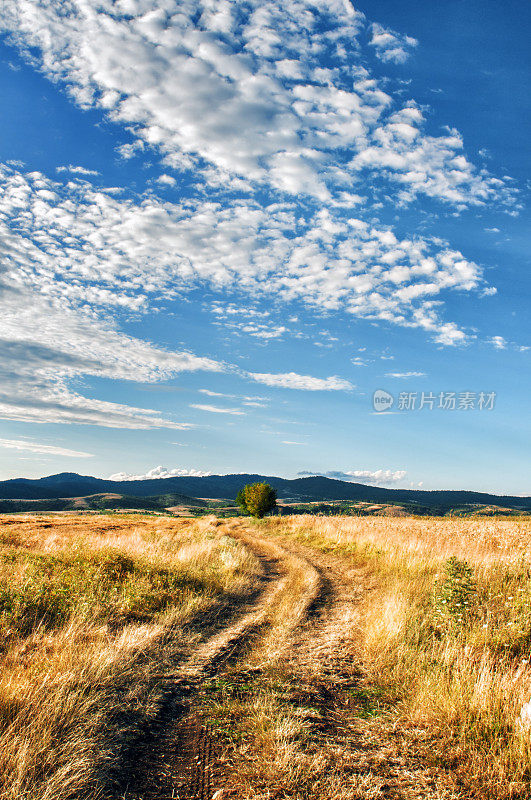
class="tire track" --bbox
[218,525,465,800]
[118,523,322,800]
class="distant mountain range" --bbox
[0,472,529,512]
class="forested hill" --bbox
[0,472,529,512]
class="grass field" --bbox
[214,515,531,799]
[2,513,531,799]
[0,514,260,800]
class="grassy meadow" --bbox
[269,515,531,797]
[0,514,260,800]
[2,512,531,799]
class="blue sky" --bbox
[0,0,529,493]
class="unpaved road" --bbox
[117,521,461,800]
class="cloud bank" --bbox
[0,1,514,208]
[0,1,516,431]
[299,468,407,485]
[109,465,212,481]
[0,159,485,428]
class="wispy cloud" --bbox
[156,174,176,186]
[249,372,354,391]
[56,164,99,176]
[490,336,507,350]
[385,371,427,378]
[190,404,245,415]
[0,438,93,458]
[369,23,418,64]
[198,389,235,398]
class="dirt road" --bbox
[117,520,461,800]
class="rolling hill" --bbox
[0,472,529,512]
[0,490,208,514]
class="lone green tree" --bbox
[236,482,277,519]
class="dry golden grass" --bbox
[199,520,433,798]
[0,514,260,800]
[281,513,531,563]
[274,515,531,798]
[191,516,531,799]
[4,512,531,799]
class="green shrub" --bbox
[433,556,477,627]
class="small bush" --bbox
[433,556,477,627]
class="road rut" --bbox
[116,520,461,800]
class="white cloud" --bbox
[0,368,197,429]
[198,389,234,398]
[0,157,370,426]
[0,164,485,399]
[116,141,144,160]
[0,4,512,428]
[211,303,271,319]
[369,23,417,64]
[0,303,219,428]
[282,440,306,445]
[249,372,353,391]
[0,148,495,437]
[0,438,93,457]
[239,324,288,340]
[0,1,514,209]
[212,307,288,340]
[56,164,99,176]
[109,465,211,481]
[490,335,507,350]
[190,404,245,415]
[385,371,426,378]
[0,165,227,427]
[299,468,407,485]
[156,173,176,186]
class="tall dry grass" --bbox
[277,515,531,798]
[0,514,260,800]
